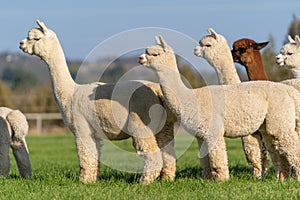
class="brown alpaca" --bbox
[231,38,271,178]
[232,39,269,80]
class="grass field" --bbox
[1,133,300,199]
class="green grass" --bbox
[1,133,300,199]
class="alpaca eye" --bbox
[34,38,41,41]
[287,52,293,55]
[238,48,246,53]
[152,53,159,56]
[205,44,211,47]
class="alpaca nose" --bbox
[19,39,26,47]
[275,54,284,65]
[139,54,147,64]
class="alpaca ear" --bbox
[36,19,49,35]
[155,35,161,45]
[253,41,269,50]
[288,35,296,43]
[208,28,221,42]
[295,35,300,47]
[156,35,169,50]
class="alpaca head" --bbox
[194,28,231,66]
[276,35,300,68]
[139,35,177,70]
[231,38,268,66]
[19,20,58,60]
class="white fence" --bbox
[25,113,63,134]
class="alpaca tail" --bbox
[7,110,29,140]
[6,110,32,178]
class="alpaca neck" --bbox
[154,64,194,118]
[41,39,76,115]
[244,54,268,81]
[211,57,241,84]
[290,67,300,79]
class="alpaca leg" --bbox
[128,112,163,184]
[11,138,32,178]
[75,134,100,183]
[241,131,269,178]
[73,113,101,183]
[0,118,11,177]
[0,142,10,177]
[198,120,229,181]
[263,127,300,181]
[277,134,300,181]
[207,135,229,181]
[260,127,281,178]
[278,155,291,181]
[196,137,212,179]
[155,123,176,181]
[259,133,281,179]
[132,135,162,184]
[260,139,270,177]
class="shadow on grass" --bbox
[175,165,276,180]
[98,165,264,183]
[23,164,276,184]
[230,165,251,178]
[176,166,202,179]
[99,169,141,183]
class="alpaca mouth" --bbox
[275,55,285,66]
[19,40,28,53]
[275,60,284,66]
[19,45,28,53]
[194,46,201,57]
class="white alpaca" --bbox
[194,29,269,178]
[19,20,177,184]
[276,35,300,122]
[276,35,300,79]
[0,107,32,178]
[139,35,300,181]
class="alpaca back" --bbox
[73,80,175,139]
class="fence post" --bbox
[36,114,42,134]
[24,113,62,134]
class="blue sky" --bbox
[1,0,300,60]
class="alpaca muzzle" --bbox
[139,54,147,65]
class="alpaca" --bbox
[276,35,300,79]
[231,38,269,81]
[139,35,300,181]
[231,38,270,178]
[275,35,300,94]
[194,30,269,178]
[0,107,32,178]
[19,20,177,184]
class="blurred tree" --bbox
[0,80,14,108]
[284,14,300,44]
[100,63,125,83]
[67,59,80,80]
[177,55,206,88]
[17,85,59,113]
[1,67,37,90]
